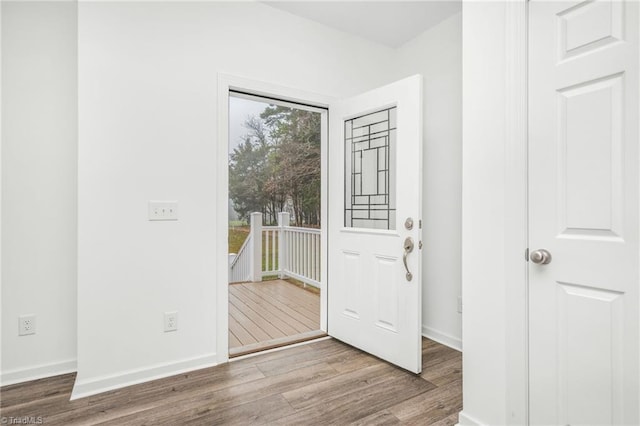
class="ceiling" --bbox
[265,1,462,48]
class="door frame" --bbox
[492,2,636,423]
[503,2,529,424]
[215,74,333,363]
[458,1,529,424]
[461,2,640,424]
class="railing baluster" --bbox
[298,232,302,276]
[288,230,292,275]
[305,233,309,282]
[314,234,322,281]
[293,232,297,275]
[311,233,316,281]
[265,231,268,273]
[272,230,277,272]
[302,233,306,279]
[230,219,321,287]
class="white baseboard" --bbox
[422,325,462,352]
[1,359,77,387]
[70,352,218,400]
[457,410,485,426]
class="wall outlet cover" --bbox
[19,314,36,336]
[164,311,178,332]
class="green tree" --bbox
[229,105,321,227]
[261,106,321,226]
[228,118,271,222]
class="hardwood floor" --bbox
[229,280,322,356]
[0,337,461,425]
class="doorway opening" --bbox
[227,91,327,357]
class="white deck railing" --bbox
[279,226,321,286]
[229,212,321,288]
[228,232,252,283]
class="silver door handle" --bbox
[403,237,414,281]
[530,249,552,265]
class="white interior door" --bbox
[327,75,423,373]
[529,1,639,424]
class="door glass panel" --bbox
[344,107,396,230]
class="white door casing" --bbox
[529,1,639,424]
[328,75,423,374]
[216,74,332,364]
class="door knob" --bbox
[530,249,552,265]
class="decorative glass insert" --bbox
[344,107,397,230]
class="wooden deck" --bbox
[229,279,323,356]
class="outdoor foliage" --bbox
[229,105,321,226]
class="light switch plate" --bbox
[148,201,178,221]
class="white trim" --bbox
[229,91,326,114]
[457,411,486,426]
[70,353,217,400]
[461,2,529,424]
[421,325,462,352]
[504,1,529,425]
[320,109,328,332]
[216,73,334,364]
[1,359,77,387]
[0,1,3,387]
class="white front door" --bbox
[529,1,639,424]
[327,75,423,373]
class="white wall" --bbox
[0,0,463,396]
[459,4,508,423]
[74,1,396,398]
[396,12,462,350]
[1,1,78,385]
[0,0,3,385]
[459,2,528,425]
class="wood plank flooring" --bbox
[229,280,321,356]
[0,337,462,425]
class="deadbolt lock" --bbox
[405,217,414,230]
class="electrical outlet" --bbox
[164,311,178,332]
[457,296,463,314]
[148,201,178,221]
[19,314,36,336]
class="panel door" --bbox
[328,75,423,373]
[529,1,639,424]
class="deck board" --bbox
[232,285,307,335]
[230,292,287,340]
[229,279,321,353]
[251,281,320,313]
[237,282,318,328]
[245,282,319,322]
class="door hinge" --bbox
[419,219,422,229]
[525,248,529,261]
